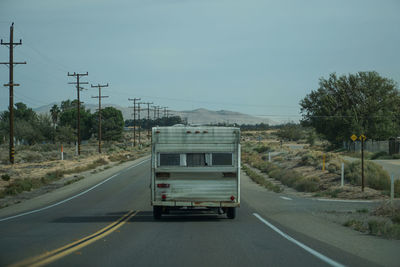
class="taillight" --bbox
[230,195,235,201]
[157,183,170,188]
[162,194,167,200]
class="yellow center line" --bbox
[10,210,139,267]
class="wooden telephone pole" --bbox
[1,23,26,164]
[128,98,140,146]
[163,106,168,118]
[143,102,153,138]
[68,72,88,155]
[91,83,109,153]
[137,102,142,146]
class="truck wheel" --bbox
[153,206,162,220]
[227,207,236,219]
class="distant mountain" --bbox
[34,104,274,125]
[173,108,274,125]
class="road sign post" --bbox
[351,134,366,192]
[360,134,366,192]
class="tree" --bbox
[38,114,55,142]
[50,104,60,127]
[55,125,75,143]
[93,107,124,141]
[300,72,400,146]
[59,103,93,140]
[276,123,304,141]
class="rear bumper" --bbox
[152,200,240,208]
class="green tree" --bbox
[55,125,75,143]
[276,123,304,141]
[50,104,60,127]
[38,114,55,142]
[59,102,93,140]
[300,72,400,146]
[93,107,124,141]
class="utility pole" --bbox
[152,106,158,120]
[137,102,143,146]
[68,72,88,155]
[1,23,26,164]
[163,107,169,118]
[91,83,109,153]
[128,98,140,146]
[157,106,161,119]
[143,102,153,138]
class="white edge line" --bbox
[253,213,345,267]
[280,196,292,201]
[0,159,149,222]
[316,198,373,203]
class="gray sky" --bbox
[0,0,399,122]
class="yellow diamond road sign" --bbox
[351,134,357,141]
[360,134,366,141]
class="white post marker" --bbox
[341,163,344,187]
[61,145,64,161]
[268,152,271,162]
[391,174,394,203]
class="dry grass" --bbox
[242,165,283,193]
[0,142,151,199]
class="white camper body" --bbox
[151,126,240,219]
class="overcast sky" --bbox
[0,0,399,122]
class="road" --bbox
[0,157,399,267]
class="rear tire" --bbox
[227,207,236,219]
[153,206,162,220]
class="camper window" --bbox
[159,153,180,166]
[187,153,206,166]
[212,153,233,166]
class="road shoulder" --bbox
[241,170,400,267]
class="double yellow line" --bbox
[10,210,139,267]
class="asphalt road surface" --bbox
[0,158,398,267]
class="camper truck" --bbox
[151,126,240,219]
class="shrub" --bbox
[294,176,320,192]
[345,161,390,191]
[344,219,367,232]
[371,151,390,160]
[1,174,10,181]
[395,180,400,198]
[253,145,272,153]
[368,220,400,239]
[327,161,341,174]
[242,165,283,193]
[21,151,44,163]
[5,178,34,195]
[327,188,343,198]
